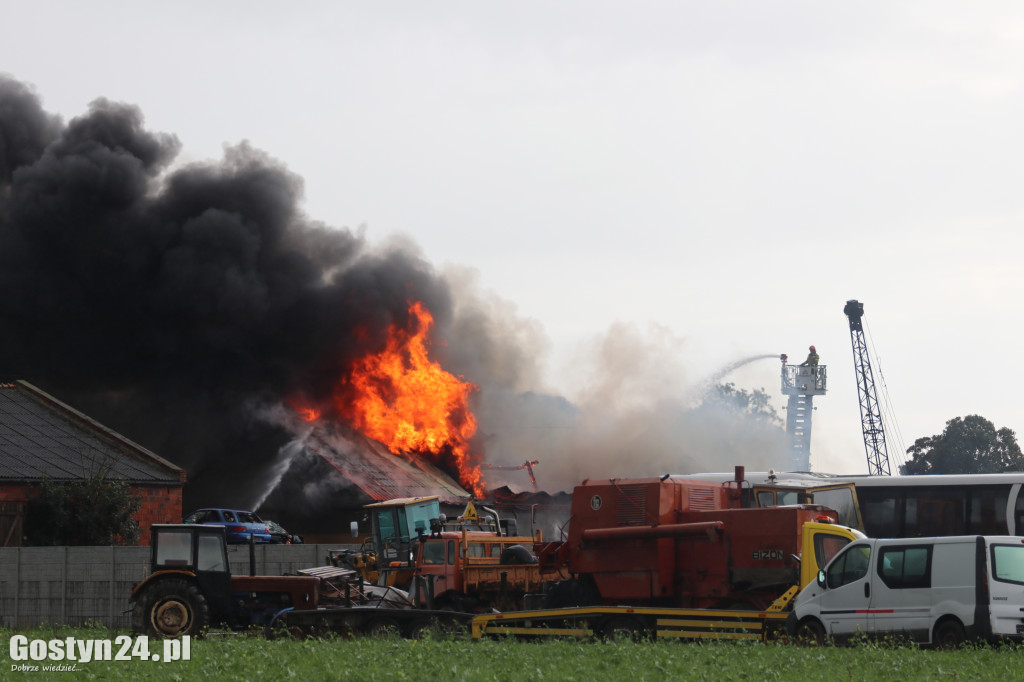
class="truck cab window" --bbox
[421,541,445,565]
[814,534,852,569]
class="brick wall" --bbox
[0,483,183,546]
[133,485,183,545]
[0,483,32,502]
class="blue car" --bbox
[182,508,273,544]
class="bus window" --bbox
[968,486,1009,534]
[858,490,900,538]
[1016,491,1024,536]
[906,489,965,536]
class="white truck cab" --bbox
[788,535,1024,646]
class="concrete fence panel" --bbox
[0,543,354,629]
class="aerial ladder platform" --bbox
[780,352,826,471]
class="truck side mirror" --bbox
[350,521,359,538]
[816,569,826,588]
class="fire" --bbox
[286,398,321,422]
[338,301,485,495]
[297,405,321,422]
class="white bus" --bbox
[687,470,1024,538]
[833,473,1024,539]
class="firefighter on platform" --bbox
[801,345,819,367]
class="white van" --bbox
[788,535,1024,646]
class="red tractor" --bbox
[130,524,320,637]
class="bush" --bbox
[23,471,142,545]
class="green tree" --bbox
[698,383,783,427]
[902,415,1024,475]
[23,471,142,545]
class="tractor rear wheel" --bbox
[132,577,210,638]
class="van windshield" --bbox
[992,544,1024,585]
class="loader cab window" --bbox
[447,540,455,565]
[373,508,408,561]
[156,531,192,568]
[826,545,871,589]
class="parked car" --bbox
[266,520,303,544]
[788,535,1024,646]
[182,508,272,544]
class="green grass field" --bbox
[3,626,1022,681]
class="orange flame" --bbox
[339,301,484,495]
[287,398,322,422]
[297,406,321,422]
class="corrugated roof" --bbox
[0,381,184,484]
[304,425,470,504]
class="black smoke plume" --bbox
[0,76,792,529]
[0,75,469,512]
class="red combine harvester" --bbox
[473,472,861,641]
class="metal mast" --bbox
[843,300,891,476]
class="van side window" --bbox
[826,545,871,589]
[878,546,932,589]
[992,544,1024,585]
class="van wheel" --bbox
[934,619,965,649]
[795,618,827,646]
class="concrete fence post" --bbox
[62,545,68,625]
[109,545,115,627]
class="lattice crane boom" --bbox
[843,299,891,476]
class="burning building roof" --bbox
[303,425,471,504]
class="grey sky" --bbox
[5,2,1024,477]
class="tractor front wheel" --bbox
[133,578,210,638]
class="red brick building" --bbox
[0,381,184,546]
